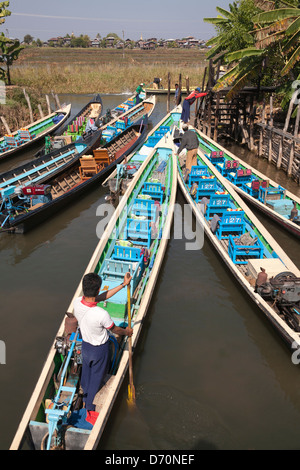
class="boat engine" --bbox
[21,184,52,206]
[257,271,300,331]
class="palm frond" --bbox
[281,44,300,74]
[254,8,300,24]
[225,70,256,101]
[213,65,240,91]
[286,16,300,36]
[283,30,300,53]
[253,0,276,11]
[203,17,230,25]
[216,7,234,19]
[226,48,264,63]
[255,30,286,48]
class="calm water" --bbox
[1,93,300,451]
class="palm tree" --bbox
[206,0,300,99]
[253,1,300,77]
[204,1,259,62]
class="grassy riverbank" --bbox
[11,47,207,94]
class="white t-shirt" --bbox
[73,296,114,346]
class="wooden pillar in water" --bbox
[177,73,182,106]
[213,92,220,141]
[249,95,254,151]
[167,72,170,113]
[186,76,189,95]
[1,116,11,134]
[259,99,266,157]
[206,60,214,138]
[268,94,273,162]
[23,88,34,123]
[288,104,300,176]
[277,95,294,169]
[45,95,51,114]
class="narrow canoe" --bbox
[10,129,177,450]
[174,124,300,346]
[35,94,156,157]
[0,117,149,234]
[194,129,300,239]
[0,104,72,161]
[0,96,156,199]
[0,132,102,195]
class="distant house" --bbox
[105,36,116,47]
[48,37,59,46]
[91,38,100,47]
[141,40,156,50]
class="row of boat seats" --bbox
[99,243,145,296]
[242,179,269,197]
[205,194,231,218]
[126,218,152,248]
[102,123,125,142]
[112,245,144,262]
[214,211,246,240]
[258,185,286,204]
[79,151,110,180]
[228,233,264,265]
[210,150,225,163]
[18,128,36,141]
[131,198,158,221]
[195,179,219,202]
[115,98,135,113]
[225,160,239,170]
[228,168,252,185]
[145,126,170,147]
[188,165,210,187]
[101,258,140,284]
[142,181,164,203]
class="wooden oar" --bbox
[126,276,136,405]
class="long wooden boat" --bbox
[0,131,102,195]
[194,129,300,239]
[0,117,149,234]
[34,95,102,157]
[10,129,177,450]
[35,94,155,157]
[102,104,182,202]
[145,87,195,95]
[0,104,72,162]
[0,96,156,201]
[174,123,300,347]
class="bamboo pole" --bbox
[214,92,220,141]
[167,72,170,113]
[277,95,294,169]
[186,76,189,95]
[268,95,273,163]
[45,95,51,114]
[259,99,266,157]
[23,88,34,123]
[1,116,11,134]
[38,104,44,119]
[177,73,182,107]
[288,104,300,176]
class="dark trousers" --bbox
[81,340,110,411]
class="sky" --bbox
[3,0,231,42]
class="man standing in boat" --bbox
[181,87,207,123]
[73,272,133,426]
[176,124,199,181]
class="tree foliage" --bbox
[205,0,300,100]
[0,1,24,84]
